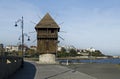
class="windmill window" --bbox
[51,30,54,33]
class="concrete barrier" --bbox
[0,56,23,79]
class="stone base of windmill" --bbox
[37,54,58,64]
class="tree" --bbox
[57,47,68,57]
[25,49,38,58]
[88,50,105,56]
[61,47,66,53]
[69,49,77,57]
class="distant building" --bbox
[63,45,76,53]
[57,46,62,52]
[18,45,28,52]
[57,45,77,53]
[5,45,19,52]
[77,49,89,56]
[86,47,95,52]
[30,46,37,51]
[5,45,28,52]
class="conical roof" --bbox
[35,13,60,29]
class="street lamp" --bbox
[15,16,24,58]
[18,33,30,41]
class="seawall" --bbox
[0,56,23,79]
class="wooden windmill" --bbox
[35,13,60,64]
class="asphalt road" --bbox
[9,61,96,79]
[65,63,120,79]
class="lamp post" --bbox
[15,17,30,67]
[66,46,70,65]
[15,16,24,58]
[90,47,93,63]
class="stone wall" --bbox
[0,56,23,79]
[38,54,57,64]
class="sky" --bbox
[0,0,120,55]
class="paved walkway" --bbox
[9,61,96,79]
[9,61,36,79]
[66,63,120,79]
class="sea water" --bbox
[58,58,120,64]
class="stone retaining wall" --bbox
[0,56,23,79]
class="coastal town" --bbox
[0,43,119,59]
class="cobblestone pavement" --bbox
[9,61,96,79]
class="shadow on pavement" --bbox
[45,69,71,79]
[9,61,36,79]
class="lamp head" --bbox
[27,36,30,41]
[15,23,18,27]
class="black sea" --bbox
[58,58,120,64]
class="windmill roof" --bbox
[35,13,60,29]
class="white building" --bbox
[86,47,96,52]
[57,46,62,51]
[5,45,19,52]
